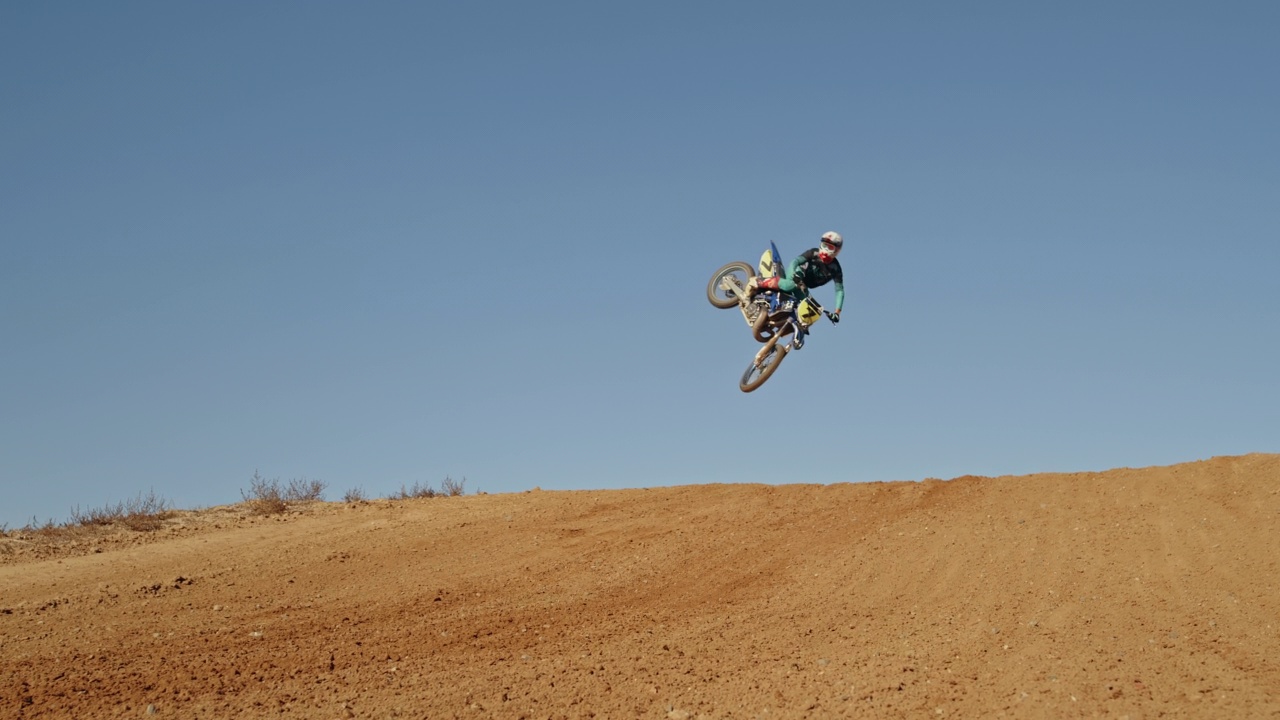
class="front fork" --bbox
[752,320,808,367]
[753,335,779,367]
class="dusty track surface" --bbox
[3,454,1279,719]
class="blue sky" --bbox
[3,2,1277,527]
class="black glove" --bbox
[829,311,841,324]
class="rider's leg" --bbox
[745,276,780,299]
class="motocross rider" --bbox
[745,231,845,324]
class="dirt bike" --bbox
[706,242,838,392]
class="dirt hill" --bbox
[3,454,1278,719]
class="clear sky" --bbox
[3,2,1277,528]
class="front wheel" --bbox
[707,262,754,309]
[739,339,788,393]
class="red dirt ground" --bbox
[3,454,1278,719]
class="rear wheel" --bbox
[707,262,754,309]
[739,339,788,393]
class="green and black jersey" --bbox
[785,248,845,312]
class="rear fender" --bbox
[758,242,784,279]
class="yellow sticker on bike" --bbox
[798,298,821,326]
[758,250,776,278]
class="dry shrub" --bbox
[441,476,466,497]
[241,472,328,515]
[390,481,437,500]
[390,477,467,500]
[342,487,368,503]
[26,517,62,537]
[241,471,287,515]
[284,477,327,502]
[67,490,173,532]
[120,489,174,531]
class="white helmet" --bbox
[819,231,843,262]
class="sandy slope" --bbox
[2,454,1278,719]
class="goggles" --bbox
[820,240,841,256]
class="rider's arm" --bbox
[832,260,845,312]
